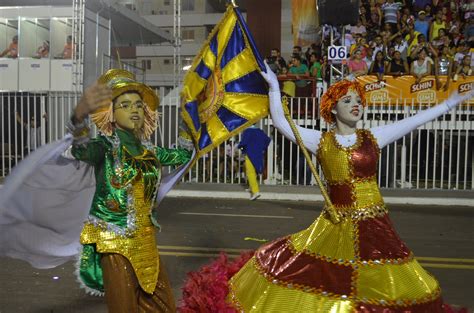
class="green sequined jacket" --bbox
[72,129,192,235]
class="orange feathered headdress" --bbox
[320,80,366,124]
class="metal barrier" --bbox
[1,90,473,190]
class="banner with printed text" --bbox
[356,76,474,106]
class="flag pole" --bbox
[281,96,341,224]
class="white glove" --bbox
[260,61,280,93]
[444,89,474,109]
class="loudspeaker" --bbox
[318,0,360,25]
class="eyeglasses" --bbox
[114,101,145,110]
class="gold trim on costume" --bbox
[80,179,159,294]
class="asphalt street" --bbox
[0,197,473,313]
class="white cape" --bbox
[0,135,193,269]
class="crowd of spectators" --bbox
[265,0,474,94]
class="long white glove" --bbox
[372,89,474,148]
[260,62,322,153]
[260,62,281,93]
[444,89,474,109]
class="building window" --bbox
[182,0,195,11]
[164,0,170,5]
[142,59,151,70]
[164,59,171,65]
[182,29,195,41]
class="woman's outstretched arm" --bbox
[371,90,474,148]
[260,63,322,153]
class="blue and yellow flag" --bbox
[180,5,269,157]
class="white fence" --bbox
[1,90,473,190]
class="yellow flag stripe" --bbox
[182,72,207,102]
[222,48,259,85]
[216,13,237,59]
[222,93,269,120]
[206,114,229,145]
[202,47,217,70]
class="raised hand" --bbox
[445,89,474,110]
[74,82,112,123]
[260,62,280,93]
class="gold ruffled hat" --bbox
[97,68,159,111]
[91,69,159,139]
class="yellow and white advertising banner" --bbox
[356,75,474,106]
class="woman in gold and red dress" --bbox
[179,63,473,313]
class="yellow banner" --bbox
[356,75,474,106]
[292,0,319,46]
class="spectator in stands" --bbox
[432,28,451,48]
[15,112,43,153]
[430,10,447,41]
[391,32,409,60]
[305,43,320,64]
[449,0,460,15]
[371,35,387,60]
[387,46,396,62]
[401,6,411,18]
[309,53,322,82]
[423,4,434,21]
[366,10,381,39]
[449,25,463,47]
[453,54,473,80]
[288,55,309,88]
[350,36,369,59]
[454,41,473,68]
[435,45,453,91]
[278,66,289,77]
[369,50,387,81]
[464,17,474,43]
[399,12,410,31]
[440,5,452,24]
[381,23,395,41]
[414,10,430,39]
[409,34,437,63]
[348,49,368,77]
[413,0,431,11]
[57,35,73,59]
[411,47,432,83]
[364,48,374,70]
[292,46,308,66]
[372,2,383,26]
[266,48,286,74]
[360,3,369,22]
[387,50,410,76]
[381,0,402,32]
[351,18,368,37]
[34,41,49,59]
[406,23,422,60]
[460,1,474,20]
[0,35,18,58]
[321,55,330,84]
[345,31,358,51]
[370,5,382,29]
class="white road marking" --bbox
[178,212,294,219]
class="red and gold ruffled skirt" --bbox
[180,212,463,313]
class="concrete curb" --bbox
[1,182,472,207]
[166,189,474,207]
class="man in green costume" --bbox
[69,69,193,312]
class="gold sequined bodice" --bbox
[317,129,386,219]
